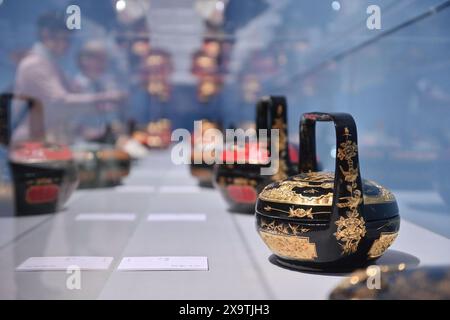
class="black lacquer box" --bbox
[190,119,222,188]
[214,96,297,213]
[72,143,131,189]
[255,112,400,271]
[0,93,79,215]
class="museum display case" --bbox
[256,112,400,271]
[0,0,449,302]
[214,96,297,213]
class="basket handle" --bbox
[256,96,291,171]
[0,93,45,146]
[299,112,366,255]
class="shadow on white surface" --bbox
[268,250,420,277]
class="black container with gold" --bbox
[0,145,14,215]
[330,265,450,299]
[0,98,15,215]
[72,143,131,189]
[190,119,222,188]
[256,112,400,271]
[214,96,297,213]
[0,93,79,215]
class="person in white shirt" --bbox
[14,11,125,144]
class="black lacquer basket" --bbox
[255,112,400,271]
[0,93,79,215]
[214,96,297,213]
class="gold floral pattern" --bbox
[260,219,310,235]
[337,140,358,161]
[259,232,317,261]
[259,175,395,206]
[263,205,328,219]
[289,207,314,219]
[368,232,398,258]
[335,212,366,254]
[270,104,288,182]
[259,181,334,206]
[334,127,366,255]
[340,166,358,183]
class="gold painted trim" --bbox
[263,205,329,219]
[258,179,396,206]
[260,219,310,235]
[333,127,366,255]
[259,231,318,261]
[368,232,399,258]
[259,181,334,206]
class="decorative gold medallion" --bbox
[259,231,317,261]
[368,232,399,258]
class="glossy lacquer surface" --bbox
[0,150,448,299]
[215,96,296,213]
[0,93,78,216]
[256,112,400,271]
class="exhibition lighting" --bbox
[116,0,127,12]
[215,1,224,11]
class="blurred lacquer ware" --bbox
[214,96,298,213]
[0,141,14,215]
[330,265,450,299]
[131,118,172,149]
[256,112,400,271]
[190,119,222,188]
[0,93,79,215]
[72,143,131,189]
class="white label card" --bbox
[147,213,206,222]
[75,213,136,221]
[117,257,208,271]
[16,257,113,271]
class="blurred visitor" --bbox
[13,11,125,144]
[73,40,124,142]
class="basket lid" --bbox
[257,172,398,222]
[9,141,73,163]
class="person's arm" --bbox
[22,62,123,107]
